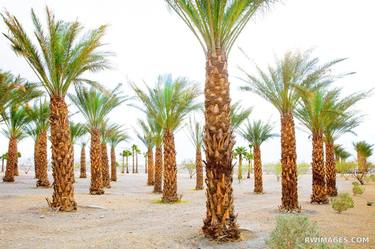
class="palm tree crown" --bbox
[353,141,373,158]
[186,117,203,147]
[70,122,88,144]
[231,102,252,130]
[107,124,128,147]
[2,106,29,141]
[239,119,277,146]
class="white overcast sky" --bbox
[0,0,374,165]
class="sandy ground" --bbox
[0,171,374,249]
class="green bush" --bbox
[352,182,364,195]
[331,193,354,213]
[297,162,310,177]
[266,215,344,249]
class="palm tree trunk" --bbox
[147,147,154,185]
[357,152,366,173]
[14,158,19,176]
[280,112,300,211]
[101,143,110,188]
[195,144,203,190]
[34,139,39,179]
[135,152,139,173]
[126,157,129,173]
[1,157,4,173]
[202,51,239,240]
[132,148,135,173]
[80,144,87,178]
[162,130,178,202]
[253,146,263,194]
[3,137,17,182]
[325,141,337,196]
[90,128,104,195]
[247,160,252,179]
[311,132,328,204]
[49,97,76,211]
[111,145,117,181]
[121,155,125,174]
[36,130,50,187]
[145,155,148,174]
[238,155,243,181]
[153,145,163,193]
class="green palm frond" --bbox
[240,50,348,114]
[25,98,50,132]
[239,119,277,146]
[107,124,128,147]
[166,0,276,56]
[353,141,373,158]
[2,7,111,97]
[137,118,155,148]
[233,146,247,158]
[230,101,252,129]
[1,105,29,140]
[334,144,351,161]
[70,121,88,144]
[186,116,203,147]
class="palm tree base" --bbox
[90,189,105,195]
[79,174,87,178]
[202,218,240,241]
[36,179,50,187]
[3,176,14,182]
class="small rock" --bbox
[40,215,45,219]
[99,215,104,219]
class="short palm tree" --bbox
[334,144,350,163]
[240,50,346,210]
[2,8,110,211]
[131,144,139,174]
[137,118,155,186]
[100,122,111,188]
[2,106,28,182]
[150,118,164,193]
[79,140,88,178]
[187,117,204,190]
[233,147,247,182]
[120,150,132,174]
[107,124,128,181]
[240,120,277,193]
[25,100,50,187]
[165,0,276,239]
[70,122,88,181]
[244,148,254,178]
[353,141,373,173]
[132,75,200,202]
[69,85,125,195]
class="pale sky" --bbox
[0,0,374,166]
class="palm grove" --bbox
[0,1,372,242]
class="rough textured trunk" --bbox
[80,144,87,178]
[253,146,263,194]
[1,158,4,173]
[238,155,243,181]
[145,156,148,174]
[154,145,163,193]
[90,128,104,195]
[14,159,19,176]
[110,145,117,181]
[3,138,17,182]
[147,147,154,185]
[36,130,50,187]
[132,149,135,173]
[195,145,203,190]
[247,160,252,179]
[34,139,39,179]
[126,157,129,174]
[357,152,366,173]
[162,130,178,202]
[280,113,299,211]
[202,51,239,241]
[135,153,139,173]
[49,97,76,211]
[121,155,125,174]
[101,143,110,188]
[311,132,328,204]
[325,142,337,197]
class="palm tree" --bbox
[69,85,125,195]
[187,117,204,190]
[323,92,365,196]
[120,150,132,174]
[231,102,252,130]
[131,144,138,174]
[240,120,277,193]
[132,75,200,202]
[240,50,346,211]
[353,141,373,173]
[151,118,164,193]
[334,144,350,163]
[135,147,141,174]
[25,100,50,187]
[107,125,128,181]
[295,89,342,204]
[165,0,275,239]
[2,106,28,182]
[244,148,253,179]
[137,118,155,185]
[100,122,111,188]
[70,122,88,182]
[79,141,87,178]
[233,147,247,182]
[2,8,110,211]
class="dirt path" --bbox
[0,172,374,249]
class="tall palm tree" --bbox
[323,92,365,196]
[295,89,342,204]
[2,8,110,211]
[2,106,28,182]
[231,102,252,130]
[233,147,247,182]
[107,125,128,181]
[353,141,373,173]
[165,0,276,239]
[131,144,138,174]
[120,149,132,174]
[69,85,125,195]
[187,117,204,190]
[25,100,50,187]
[137,118,155,185]
[240,120,277,193]
[132,75,200,202]
[240,50,346,211]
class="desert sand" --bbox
[0,171,374,249]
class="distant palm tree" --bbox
[107,125,128,181]
[25,100,51,187]
[2,8,110,211]
[240,120,277,193]
[231,102,252,131]
[70,122,88,182]
[120,150,132,174]
[69,85,125,195]
[137,118,155,185]
[244,148,254,179]
[100,122,112,188]
[132,75,200,202]
[353,141,373,173]
[187,117,204,190]
[240,50,346,211]
[334,144,350,163]
[233,147,247,182]
[150,118,164,193]
[165,0,275,239]
[131,144,138,174]
[79,141,87,178]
